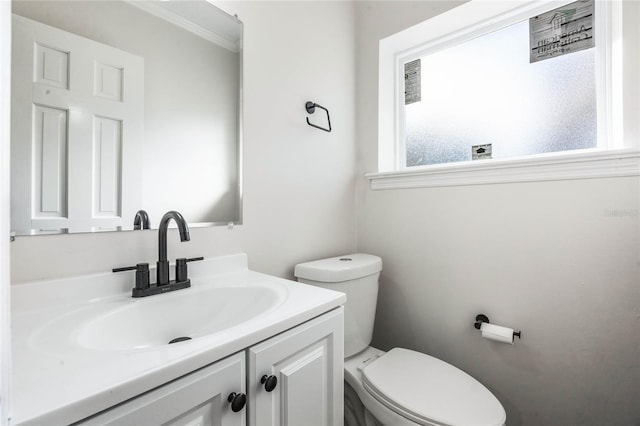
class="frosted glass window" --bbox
[404,19,597,168]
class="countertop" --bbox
[11,253,346,425]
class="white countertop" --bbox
[11,253,346,425]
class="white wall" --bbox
[11,1,356,282]
[0,2,12,423]
[355,2,640,425]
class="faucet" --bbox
[113,210,203,297]
[157,210,190,285]
[133,209,150,230]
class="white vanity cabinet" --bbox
[248,307,344,426]
[75,308,344,426]
[12,254,347,425]
[77,352,247,426]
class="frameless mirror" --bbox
[10,0,242,235]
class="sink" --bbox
[30,283,288,352]
[76,285,287,350]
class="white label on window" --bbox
[404,59,421,105]
[472,144,492,160]
[529,0,594,63]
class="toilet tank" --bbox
[294,254,382,357]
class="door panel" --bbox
[93,116,122,218]
[280,345,327,426]
[33,105,67,220]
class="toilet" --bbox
[294,253,506,426]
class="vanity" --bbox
[11,254,346,425]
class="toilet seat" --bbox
[362,348,506,426]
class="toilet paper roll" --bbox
[480,322,514,344]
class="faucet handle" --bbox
[175,257,204,283]
[113,263,150,291]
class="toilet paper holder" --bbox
[474,314,521,340]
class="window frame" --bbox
[370,0,639,188]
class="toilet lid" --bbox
[362,348,506,426]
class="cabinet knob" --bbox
[261,375,278,392]
[227,392,246,412]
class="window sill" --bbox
[366,149,640,190]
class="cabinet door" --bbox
[78,352,246,426]
[248,307,344,426]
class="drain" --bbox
[168,336,192,344]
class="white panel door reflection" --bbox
[11,14,143,233]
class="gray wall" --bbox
[11,1,357,282]
[355,2,640,425]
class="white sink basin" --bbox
[75,285,286,350]
[29,282,288,352]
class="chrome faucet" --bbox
[133,209,150,230]
[157,210,190,285]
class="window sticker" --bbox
[404,59,421,105]
[472,144,492,160]
[529,0,594,63]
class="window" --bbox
[404,17,596,167]
[371,0,639,189]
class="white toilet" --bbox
[295,253,506,426]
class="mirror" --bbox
[10,0,242,235]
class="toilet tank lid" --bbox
[294,253,382,283]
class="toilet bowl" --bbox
[295,254,506,426]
